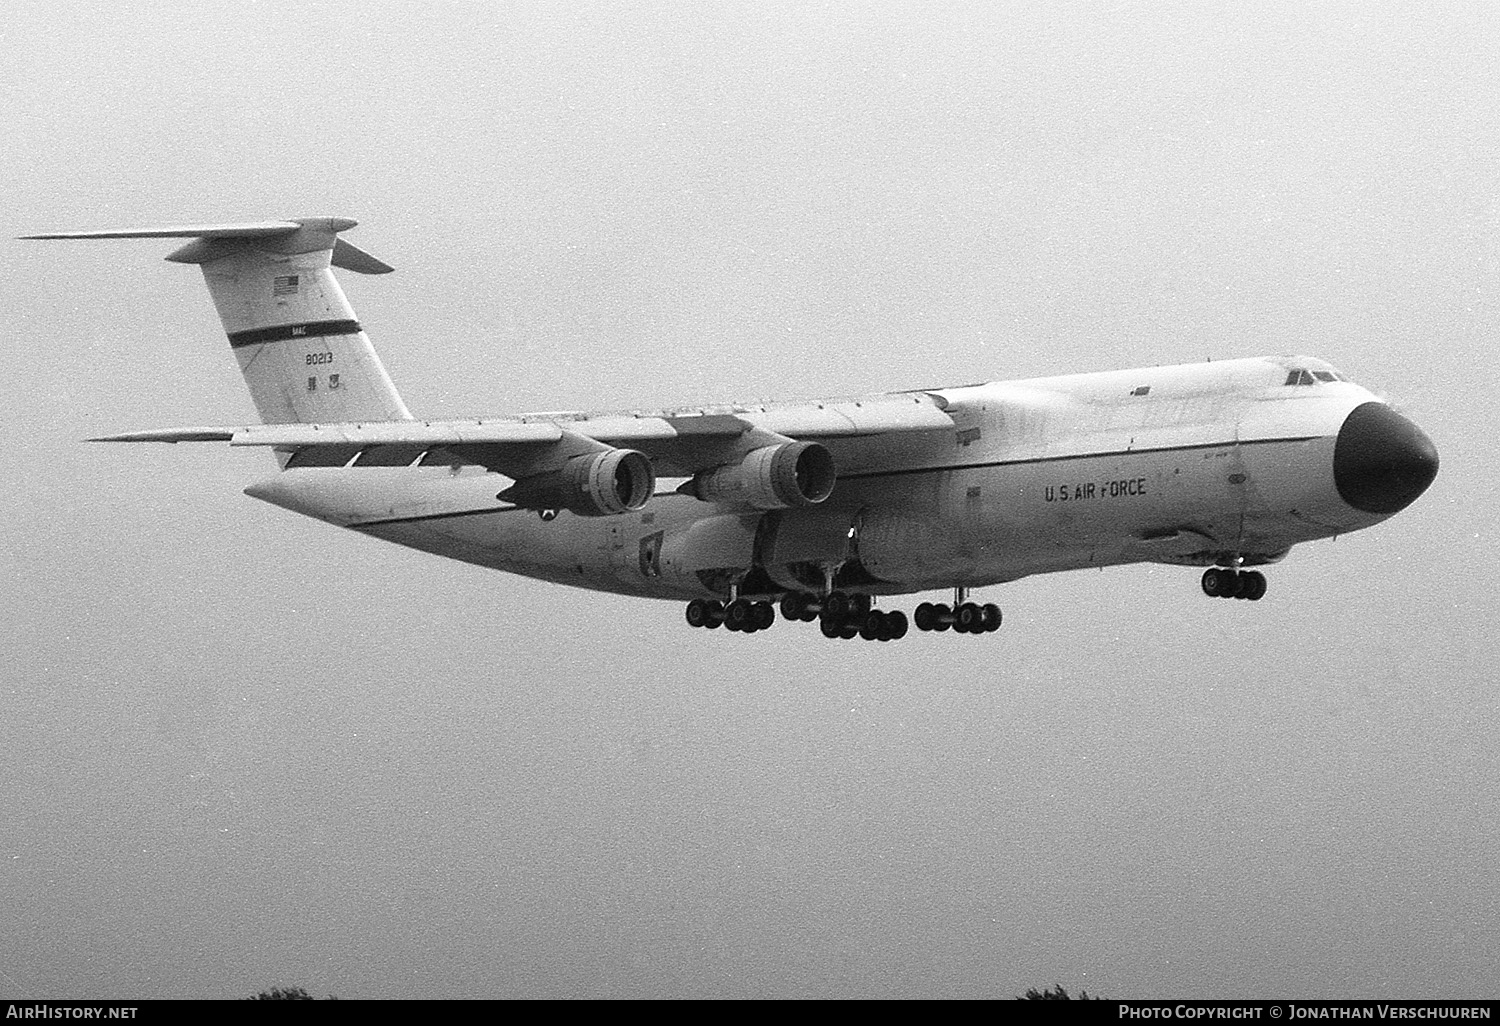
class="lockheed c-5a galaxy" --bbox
[28,218,1439,642]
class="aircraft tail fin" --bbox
[23,217,412,427]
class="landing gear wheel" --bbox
[726,598,756,631]
[914,602,935,632]
[955,602,983,633]
[753,601,775,630]
[779,593,804,622]
[932,603,952,632]
[685,599,711,628]
[859,612,882,641]
[824,592,851,620]
[1244,571,1267,601]
[705,601,724,628]
[1201,567,1233,598]
[981,603,1002,632]
[819,614,842,639]
[885,611,909,640]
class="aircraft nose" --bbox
[1333,402,1439,515]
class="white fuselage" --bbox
[246,354,1406,603]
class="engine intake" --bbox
[683,441,836,509]
[499,448,656,516]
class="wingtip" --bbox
[87,428,236,443]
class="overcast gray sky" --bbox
[2,0,1495,1000]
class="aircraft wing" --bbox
[89,394,957,476]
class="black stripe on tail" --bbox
[228,319,362,348]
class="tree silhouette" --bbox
[1020,984,1099,1000]
[249,986,336,1000]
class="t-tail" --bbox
[22,217,412,429]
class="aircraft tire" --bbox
[1221,569,1241,598]
[886,611,909,640]
[980,604,1001,632]
[914,603,935,631]
[932,603,952,632]
[956,602,982,633]
[1245,571,1267,601]
[686,599,710,628]
[1201,567,1231,597]
[753,601,775,629]
[726,599,756,630]
[780,593,804,621]
[860,612,882,641]
[820,614,842,639]
[825,592,851,620]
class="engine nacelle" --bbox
[499,448,656,516]
[683,441,836,509]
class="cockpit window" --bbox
[1284,369,1316,386]
[1313,370,1336,382]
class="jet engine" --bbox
[682,441,836,509]
[499,448,656,516]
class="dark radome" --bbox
[1334,402,1440,515]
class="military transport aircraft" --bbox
[27,217,1439,641]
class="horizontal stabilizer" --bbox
[331,238,394,274]
[21,217,393,274]
[20,221,306,240]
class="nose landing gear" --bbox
[1201,567,1267,601]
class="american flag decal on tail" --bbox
[272,275,299,296]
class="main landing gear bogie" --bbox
[685,597,776,632]
[1201,567,1267,601]
[906,600,1002,633]
[913,601,1001,635]
[816,606,909,642]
